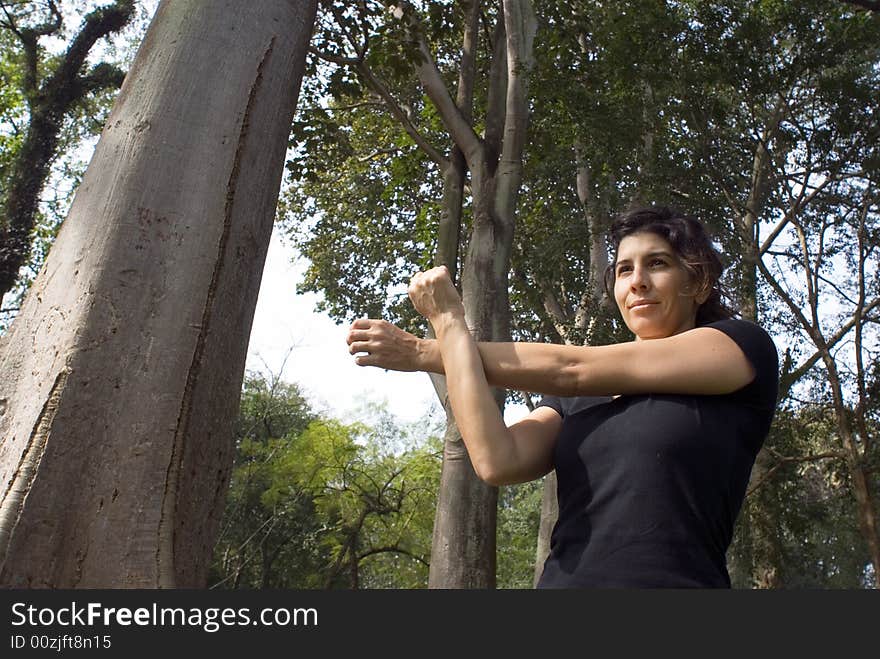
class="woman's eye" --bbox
[650,259,666,267]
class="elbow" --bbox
[476,468,506,488]
[472,459,509,487]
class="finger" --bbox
[351,318,373,329]
[355,354,381,367]
[348,341,372,355]
[346,329,372,344]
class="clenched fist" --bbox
[407,266,464,322]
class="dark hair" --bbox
[602,205,736,325]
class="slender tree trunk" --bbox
[533,469,557,587]
[533,150,611,585]
[427,0,536,588]
[734,103,789,588]
[0,0,317,587]
[822,359,880,586]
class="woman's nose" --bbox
[630,264,649,289]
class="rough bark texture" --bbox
[737,105,787,588]
[0,0,317,587]
[532,470,557,587]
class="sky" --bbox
[243,228,440,425]
[244,228,531,427]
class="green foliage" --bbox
[1,0,875,588]
[285,0,880,587]
[729,405,876,588]
[281,1,483,334]
[496,479,544,588]
[210,373,442,589]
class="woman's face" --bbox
[613,231,702,340]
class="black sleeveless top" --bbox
[536,319,778,588]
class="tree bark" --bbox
[532,469,557,587]
[0,0,317,587]
[424,0,536,588]
[734,101,789,588]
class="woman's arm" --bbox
[348,320,755,397]
[426,309,559,485]
[399,267,560,485]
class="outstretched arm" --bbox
[348,319,756,398]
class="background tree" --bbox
[287,0,880,588]
[292,0,537,588]
[670,0,880,587]
[211,373,442,589]
[0,0,140,307]
[209,371,323,589]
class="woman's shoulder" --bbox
[701,317,777,362]
[700,317,779,408]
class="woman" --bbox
[346,205,778,587]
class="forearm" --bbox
[430,314,520,485]
[418,327,754,398]
[418,337,590,396]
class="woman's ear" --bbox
[695,284,711,306]
[681,277,709,304]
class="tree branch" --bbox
[395,3,483,167]
[494,0,536,230]
[78,62,127,94]
[355,60,447,167]
[52,0,135,102]
[853,199,872,453]
[770,294,880,401]
[357,147,400,163]
[747,451,846,497]
[30,0,63,36]
[840,0,880,12]
[357,545,429,567]
[483,10,507,166]
[307,44,360,66]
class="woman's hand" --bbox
[346,266,462,373]
[407,266,465,325]
[346,318,439,372]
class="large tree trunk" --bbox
[0,0,317,587]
